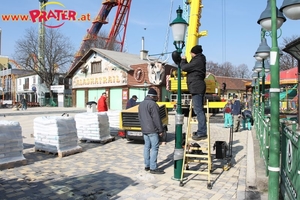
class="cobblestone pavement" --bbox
[0,108,251,200]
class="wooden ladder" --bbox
[179,99,213,189]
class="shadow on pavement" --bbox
[121,131,176,145]
[21,135,122,165]
[0,170,135,199]
[23,143,35,150]
[157,153,174,171]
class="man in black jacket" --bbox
[181,45,207,140]
[126,95,138,109]
[138,88,165,174]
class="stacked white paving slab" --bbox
[33,116,82,157]
[75,112,114,142]
[106,110,121,134]
[0,120,26,169]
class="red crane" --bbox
[69,0,132,72]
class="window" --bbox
[58,77,64,85]
[33,76,36,84]
[24,78,29,90]
[40,77,44,84]
[91,61,102,74]
[19,79,21,85]
[64,78,72,89]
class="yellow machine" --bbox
[118,104,169,141]
[118,1,226,140]
[166,0,224,116]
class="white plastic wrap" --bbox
[106,110,121,133]
[74,112,112,141]
[0,120,26,164]
[33,116,80,153]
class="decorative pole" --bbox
[257,0,285,198]
[169,6,188,180]
[267,2,281,199]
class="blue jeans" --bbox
[192,94,207,136]
[143,133,160,170]
[22,103,27,110]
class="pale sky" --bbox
[0,0,299,71]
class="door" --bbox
[109,88,122,110]
[76,90,85,108]
[129,88,145,102]
[88,89,105,102]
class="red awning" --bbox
[266,67,298,82]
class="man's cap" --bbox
[102,92,106,95]
[132,95,138,99]
[191,45,203,54]
[147,88,158,96]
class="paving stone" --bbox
[0,111,253,199]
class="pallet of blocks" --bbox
[74,112,114,143]
[0,121,27,170]
[33,116,82,158]
[106,110,121,134]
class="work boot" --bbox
[150,169,165,174]
[192,134,207,141]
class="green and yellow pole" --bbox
[269,0,280,199]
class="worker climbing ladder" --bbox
[179,99,213,189]
[179,100,227,189]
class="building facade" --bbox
[15,73,72,107]
[66,48,175,109]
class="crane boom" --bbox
[68,2,117,72]
[185,0,207,61]
[105,0,131,51]
[69,0,132,73]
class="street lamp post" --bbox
[253,61,262,110]
[251,79,256,112]
[254,28,271,117]
[258,0,300,199]
[261,60,270,117]
[143,80,147,97]
[254,58,271,117]
[169,6,188,180]
[252,72,259,130]
[258,1,284,199]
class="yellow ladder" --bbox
[179,99,213,189]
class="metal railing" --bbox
[253,105,300,199]
[254,106,270,176]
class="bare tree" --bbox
[70,30,121,72]
[235,64,251,78]
[14,27,74,98]
[206,61,220,74]
[77,30,120,57]
[207,61,234,76]
[280,35,299,70]
[219,62,235,77]
[207,61,250,78]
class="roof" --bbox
[266,67,297,82]
[93,48,149,67]
[215,76,252,90]
[283,37,300,61]
[66,48,152,78]
[0,69,33,77]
